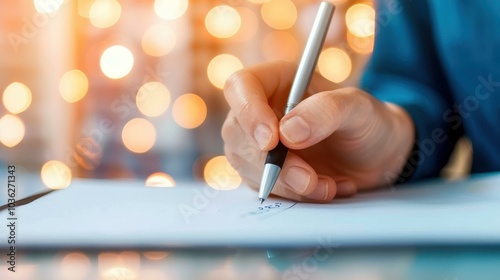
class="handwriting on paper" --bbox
[241,202,298,220]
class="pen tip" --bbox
[259,198,265,205]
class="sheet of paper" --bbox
[1,174,500,248]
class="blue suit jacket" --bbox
[361,0,500,180]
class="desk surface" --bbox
[4,174,500,248]
[1,247,499,280]
[2,174,500,279]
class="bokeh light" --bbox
[247,0,271,3]
[100,45,134,79]
[121,118,157,153]
[102,267,137,280]
[89,0,122,28]
[98,252,140,280]
[261,0,297,30]
[145,172,176,187]
[59,252,91,280]
[142,24,177,57]
[0,115,25,148]
[59,70,89,103]
[136,82,171,117]
[318,47,352,83]
[34,0,64,14]
[12,1,375,198]
[205,5,241,39]
[41,160,72,190]
[262,30,298,61]
[207,54,243,89]
[172,93,207,129]
[143,251,169,260]
[231,7,259,42]
[3,82,32,114]
[345,3,376,37]
[347,31,374,54]
[154,0,188,20]
[204,156,242,190]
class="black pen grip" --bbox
[265,141,289,167]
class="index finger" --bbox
[223,61,293,151]
[224,61,336,151]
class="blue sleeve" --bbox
[360,0,463,181]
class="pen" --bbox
[258,1,335,204]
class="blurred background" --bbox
[0,2,478,279]
[1,0,471,193]
[1,0,380,191]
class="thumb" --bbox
[279,87,373,149]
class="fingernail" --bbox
[281,116,311,144]
[283,166,311,193]
[307,178,329,201]
[254,124,272,150]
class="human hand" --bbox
[222,61,415,202]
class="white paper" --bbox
[2,174,500,248]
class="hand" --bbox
[222,61,415,202]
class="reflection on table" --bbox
[1,247,499,280]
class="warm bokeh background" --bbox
[1,0,394,191]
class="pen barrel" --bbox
[259,2,335,201]
[265,141,289,166]
[286,1,335,114]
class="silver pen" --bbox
[259,1,335,204]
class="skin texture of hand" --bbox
[222,61,415,203]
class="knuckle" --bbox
[320,87,374,129]
[223,69,246,93]
[318,92,345,127]
[237,99,252,120]
[345,87,375,114]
